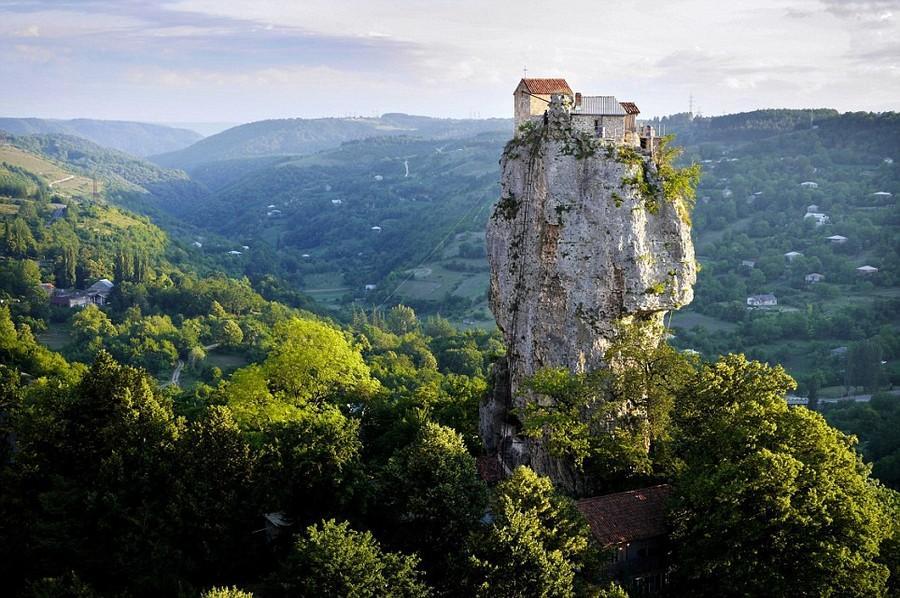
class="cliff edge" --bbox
[481,97,697,484]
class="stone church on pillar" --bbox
[513,78,645,145]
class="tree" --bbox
[273,519,430,597]
[172,406,257,583]
[256,402,362,520]
[263,318,377,403]
[220,319,244,347]
[12,351,181,593]
[669,354,891,596]
[202,587,254,598]
[520,322,694,493]
[377,422,487,579]
[467,466,590,598]
[847,340,884,393]
[386,304,419,335]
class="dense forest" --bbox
[0,110,898,595]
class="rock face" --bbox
[481,98,696,484]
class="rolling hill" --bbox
[150,113,511,171]
[0,117,202,157]
[4,132,207,210]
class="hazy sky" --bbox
[1,0,898,124]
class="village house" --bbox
[786,395,809,407]
[50,291,91,309]
[784,251,803,262]
[805,272,825,284]
[49,278,115,308]
[741,259,756,268]
[800,181,819,189]
[804,212,830,226]
[577,485,671,595]
[856,265,878,275]
[807,204,819,213]
[513,78,574,127]
[86,278,114,306]
[747,293,777,307]
[826,234,847,244]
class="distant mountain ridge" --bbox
[150,113,512,172]
[5,132,206,208]
[0,117,202,157]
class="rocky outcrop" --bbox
[481,97,696,484]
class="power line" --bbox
[376,196,489,310]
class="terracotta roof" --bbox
[620,102,640,115]
[576,484,670,547]
[476,455,503,483]
[518,78,573,96]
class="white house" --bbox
[804,212,830,226]
[806,204,819,213]
[227,250,242,255]
[800,181,819,188]
[826,235,847,244]
[786,395,809,407]
[856,265,878,275]
[872,191,892,197]
[371,226,382,232]
[741,259,756,268]
[86,279,115,306]
[805,273,825,284]
[747,294,777,307]
[331,199,342,205]
[784,251,804,261]
[364,284,377,291]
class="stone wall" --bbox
[571,114,627,141]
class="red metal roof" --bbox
[518,78,573,96]
[576,484,670,547]
[620,102,640,115]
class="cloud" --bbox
[13,44,57,64]
[14,24,40,37]
[1,0,898,119]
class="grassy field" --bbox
[36,322,72,351]
[669,309,737,332]
[206,350,249,372]
[0,145,94,197]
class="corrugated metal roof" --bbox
[620,101,640,115]
[574,96,627,116]
[518,78,573,95]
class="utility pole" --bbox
[523,65,528,78]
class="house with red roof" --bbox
[513,78,574,127]
[576,484,671,595]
